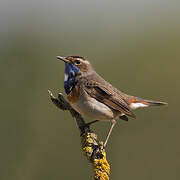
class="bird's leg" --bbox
[104,119,116,148]
[84,120,99,127]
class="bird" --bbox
[57,55,167,147]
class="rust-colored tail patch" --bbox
[129,96,167,108]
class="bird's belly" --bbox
[70,94,114,121]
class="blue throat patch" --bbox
[64,63,79,94]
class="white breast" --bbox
[70,92,115,121]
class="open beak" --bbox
[56,56,70,63]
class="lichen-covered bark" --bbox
[81,132,110,180]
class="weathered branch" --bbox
[48,90,110,180]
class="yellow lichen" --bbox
[93,151,110,180]
[81,132,110,180]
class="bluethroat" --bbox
[57,55,167,147]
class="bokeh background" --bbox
[1,0,180,179]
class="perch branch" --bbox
[48,90,110,180]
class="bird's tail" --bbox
[129,96,168,110]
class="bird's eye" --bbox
[74,60,81,65]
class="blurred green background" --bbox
[1,0,180,179]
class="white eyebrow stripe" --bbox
[76,58,90,65]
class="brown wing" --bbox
[83,81,136,118]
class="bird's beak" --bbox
[56,56,70,63]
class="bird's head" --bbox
[57,55,92,74]
[57,55,93,94]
